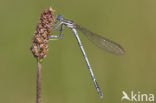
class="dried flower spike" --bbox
[31,7,55,62]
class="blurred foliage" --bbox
[0,0,156,103]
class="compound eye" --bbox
[56,14,63,21]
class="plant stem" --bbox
[36,61,42,103]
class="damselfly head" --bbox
[56,14,63,21]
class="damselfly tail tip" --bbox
[99,93,103,99]
[97,87,103,98]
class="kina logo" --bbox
[121,91,154,102]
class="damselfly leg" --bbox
[49,23,64,40]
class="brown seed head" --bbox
[30,7,55,62]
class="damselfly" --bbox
[50,14,124,98]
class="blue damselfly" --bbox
[50,14,124,98]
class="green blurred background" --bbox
[0,0,156,103]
